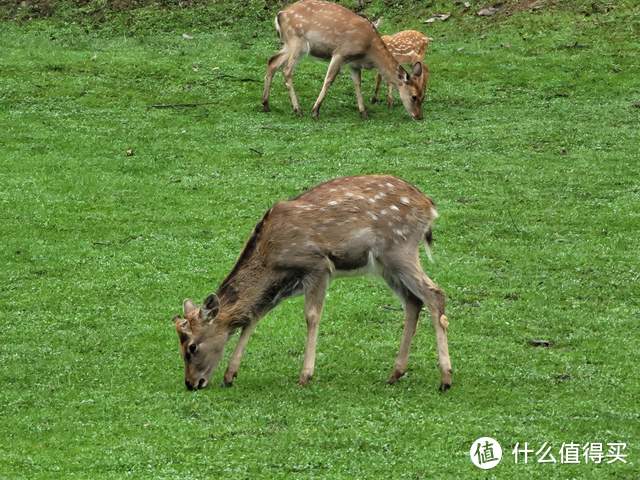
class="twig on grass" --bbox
[148,102,216,109]
[214,73,259,83]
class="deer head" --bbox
[396,62,426,120]
[174,294,228,390]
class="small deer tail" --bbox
[274,12,283,40]
[424,205,438,262]
[424,227,434,262]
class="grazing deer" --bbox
[261,0,426,119]
[372,30,431,108]
[174,175,452,391]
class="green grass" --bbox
[1,2,639,478]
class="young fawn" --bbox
[262,0,426,119]
[174,175,452,391]
[372,30,431,108]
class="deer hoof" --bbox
[360,110,369,120]
[439,382,451,392]
[298,374,312,386]
[311,109,320,120]
[387,369,405,384]
[293,108,303,117]
[262,102,270,113]
[221,379,234,388]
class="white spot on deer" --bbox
[367,211,378,220]
[368,198,376,204]
[385,182,394,189]
[390,205,400,212]
[400,196,410,205]
[380,209,388,215]
[373,192,386,201]
[393,229,407,240]
[328,200,338,206]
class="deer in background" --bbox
[262,0,426,120]
[174,175,452,392]
[372,30,431,108]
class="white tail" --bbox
[372,30,431,108]
[262,0,426,120]
[175,175,452,392]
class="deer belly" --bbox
[330,250,381,278]
[305,32,336,60]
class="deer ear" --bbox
[183,299,197,316]
[175,316,191,334]
[412,62,423,78]
[397,65,410,83]
[201,293,220,321]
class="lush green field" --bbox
[1,1,639,478]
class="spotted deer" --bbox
[372,30,431,108]
[174,175,452,391]
[262,0,426,119]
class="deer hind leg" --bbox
[383,253,452,390]
[371,71,382,104]
[262,49,288,112]
[311,54,344,119]
[222,321,258,387]
[349,66,368,119]
[282,40,305,116]
[398,263,452,391]
[299,273,329,385]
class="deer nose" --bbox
[185,380,194,391]
[197,378,207,389]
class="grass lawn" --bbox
[1,1,639,478]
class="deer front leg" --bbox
[388,295,421,384]
[311,55,344,119]
[371,72,382,104]
[299,274,328,385]
[386,82,394,109]
[349,66,368,119]
[222,321,258,387]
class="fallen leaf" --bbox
[528,339,553,347]
[126,148,134,157]
[425,13,451,23]
[182,33,194,40]
[477,6,500,16]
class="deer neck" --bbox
[370,37,402,87]
[216,261,304,329]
